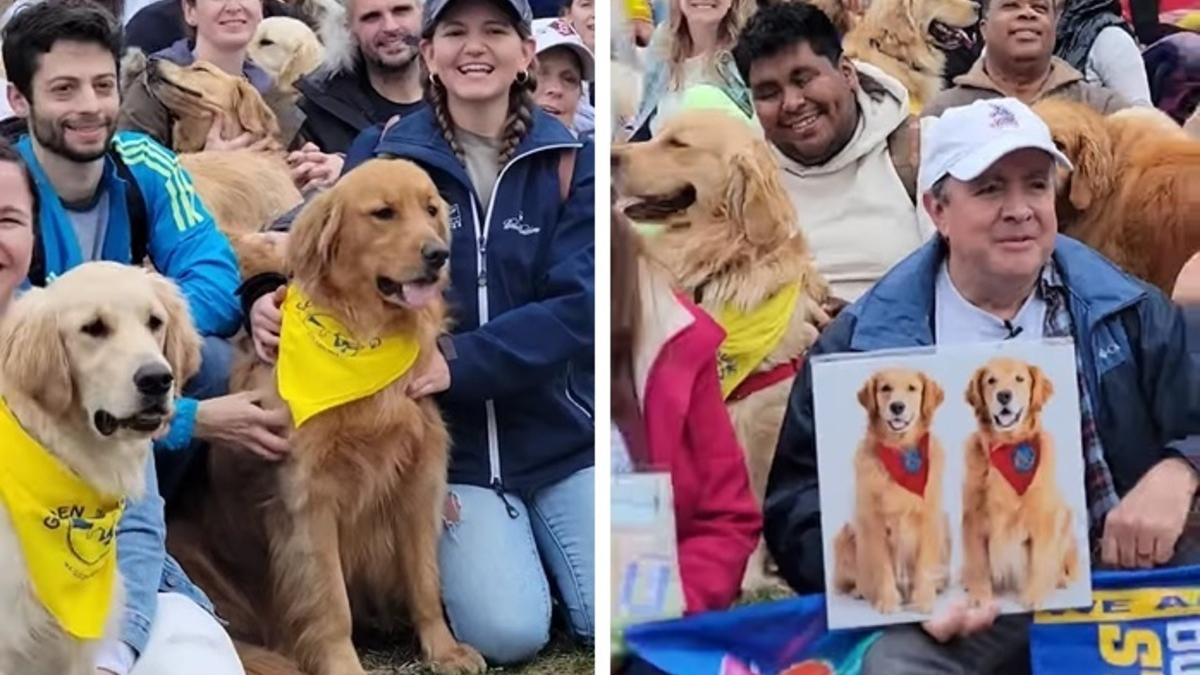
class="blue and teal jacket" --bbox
[766,235,1200,594]
[344,106,595,494]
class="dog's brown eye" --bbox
[148,315,164,331]
[1016,375,1025,383]
[667,137,688,149]
[81,318,109,338]
[908,384,917,392]
[987,376,997,385]
[371,207,395,220]
[880,384,893,393]
[426,204,438,217]
[259,38,274,46]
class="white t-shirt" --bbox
[934,261,1047,344]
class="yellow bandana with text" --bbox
[277,286,421,427]
[0,398,124,639]
[714,284,800,399]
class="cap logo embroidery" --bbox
[988,103,1019,129]
[548,18,576,35]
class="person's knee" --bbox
[132,593,245,675]
[453,610,550,665]
[861,625,949,675]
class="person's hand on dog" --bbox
[287,142,344,192]
[1101,456,1198,569]
[921,598,1000,642]
[205,115,274,153]
[250,285,287,364]
[408,350,451,398]
[195,392,291,461]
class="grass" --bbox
[357,630,593,675]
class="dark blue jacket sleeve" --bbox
[341,123,386,176]
[764,314,857,595]
[1136,294,1200,469]
[442,142,596,403]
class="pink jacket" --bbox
[634,265,763,614]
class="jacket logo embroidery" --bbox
[503,212,540,236]
[448,203,462,230]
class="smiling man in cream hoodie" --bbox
[733,1,935,304]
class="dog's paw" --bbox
[965,584,993,608]
[911,586,937,614]
[1019,588,1050,611]
[428,643,487,674]
[871,586,902,614]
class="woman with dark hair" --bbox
[1055,0,1153,105]
[0,139,36,308]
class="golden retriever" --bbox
[843,0,978,113]
[120,50,305,237]
[247,17,325,96]
[833,368,950,614]
[961,357,1080,610]
[1033,97,1200,296]
[0,262,200,675]
[612,108,831,591]
[165,159,486,675]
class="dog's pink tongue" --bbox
[403,283,441,307]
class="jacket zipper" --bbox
[474,142,580,517]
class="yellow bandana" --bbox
[0,398,124,639]
[714,284,801,399]
[277,286,421,427]
[909,94,923,115]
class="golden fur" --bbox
[121,50,304,236]
[961,358,1080,610]
[0,263,200,675]
[833,369,950,614]
[1033,97,1200,295]
[843,0,977,112]
[165,160,486,675]
[247,17,325,96]
[612,108,831,591]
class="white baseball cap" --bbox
[533,18,595,81]
[918,97,1073,194]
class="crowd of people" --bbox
[0,0,597,670]
[612,0,1200,673]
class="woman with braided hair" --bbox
[246,0,597,664]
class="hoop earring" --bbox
[429,72,441,86]
[514,70,529,85]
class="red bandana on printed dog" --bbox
[876,434,930,497]
[989,438,1041,495]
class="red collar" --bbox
[727,356,804,403]
[989,437,1041,496]
[876,433,931,497]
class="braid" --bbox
[424,75,466,164]
[498,73,536,165]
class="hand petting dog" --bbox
[1101,456,1199,569]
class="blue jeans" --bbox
[438,466,595,665]
[158,335,234,501]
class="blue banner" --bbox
[623,593,880,675]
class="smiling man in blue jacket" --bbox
[766,98,1200,675]
[2,1,252,673]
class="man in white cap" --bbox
[764,97,1200,674]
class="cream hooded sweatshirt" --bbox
[775,61,935,302]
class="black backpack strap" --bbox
[109,149,151,268]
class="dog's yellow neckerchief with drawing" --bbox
[277,285,421,427]
[0,397,124,639]
[713,283,801,399]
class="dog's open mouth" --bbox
[377,274,441,309]
[992,406,1024,429]
[94,406,168,437]
[886,416,913,432]
[616,185,698,222]
[929,20,974,51]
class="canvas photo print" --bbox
[811,339,1093,630]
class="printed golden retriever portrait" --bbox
[961,357,1080,610]
[833,367,951,614]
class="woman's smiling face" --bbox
[421,0,535,104]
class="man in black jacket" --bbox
[293,0,426,156]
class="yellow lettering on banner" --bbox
[1037,589,1200,625]
[1100,625,1164,668]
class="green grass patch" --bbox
[358,633,593,674]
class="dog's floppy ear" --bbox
[965,366,988,424]
[920,373,944,425]
[724,139,796,248]
[1028,364,1054,414]
[857,374,878,416]
[0,289,73,415]
[278,34,323,89]
[232,80,280,140]
[1065,128,1115,212]
[287,188,344,281]
[148,272,202,392]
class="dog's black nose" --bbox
[422,243,450,270]
[889,401,905,415]
[134,363,174,397]
[997,390,1012,405]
